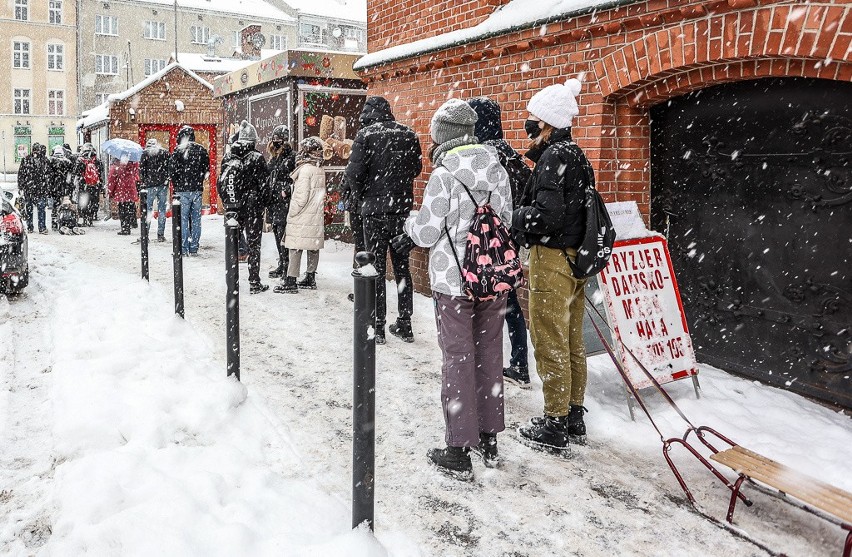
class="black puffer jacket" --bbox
[467,97,532,208]
[345,96,422,216]
[266,145,296,225]
[48,154,75,199]
[169,141,210,193]
[219,140,269,216]
[512,127,589,250]
[21,154,51,198]
[140,146,170,188]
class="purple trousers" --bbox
[433,292,507,447]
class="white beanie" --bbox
[527,78,582,129]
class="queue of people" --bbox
[17,80,594,482]
[17,142,105,234]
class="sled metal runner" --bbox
[585,299,852,557]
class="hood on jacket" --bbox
[359,96,395,126]
[440,144,505,193]
[467,97,504,142]
[229,140,255,159]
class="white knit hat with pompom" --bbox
[527,78,582,129]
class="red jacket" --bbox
[107,162,140,202]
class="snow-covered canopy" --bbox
[169,53,254,74]
[354,0,634,70]
[138,0,295,21]
[286,0,366,23]
[77,102,110,130]
[107,63,213,103]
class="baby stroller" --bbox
[57,196,85,235]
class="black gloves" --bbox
[391,233,416,255]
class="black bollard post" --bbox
[171,196,184,318]
[139,186,149,281]
[352,251,377,531]
[224,212,240,380]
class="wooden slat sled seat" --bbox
[710,444,852,556]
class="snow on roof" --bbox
[170,52,254,74]
[107,63,213,103]
[133,0,295,21]
[77,102,110,130]
[285,0,365,23]
[354,0,634,70]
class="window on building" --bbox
[14,89,31,115]
[95,54,119,75]
[13,41,30,69]
[48,90,65,115]
[232,31,241,50]
[144,21,165,40]
[269,34,287,50]
[299,22,323,45]
[47,43,64,70]
[95,92,109,106]
[144,58,167,76]
[95,14,118,35]
[15,0,28,21]
[190,25,209,44]
[49,0,62,23]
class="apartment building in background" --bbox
[1,0,78,174]
[77,0,301,111]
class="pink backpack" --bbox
[446,184,526,301]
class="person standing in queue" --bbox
[467,96,533,388]
[169,125,209,256]
[266,125,296,279]
[139,138,171,242]
[74,143,105,226]
[274,137,326,294]
[345,96,422,344]
[512,78,592,452]
[219,121,270,293]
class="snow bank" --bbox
[355,0,627,69]
[40,248,389,555]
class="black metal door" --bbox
[650,77,851,408]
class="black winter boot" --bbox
[268,264,285,279]
[274,276,299,294]
[503,365,530,388]
[471,432,499,468]
[427,446,473,480]
[388,319,414,342]
[249,282,269,294]
[530,405,587,443]
[519,415,570,453]
[297,272,317,289]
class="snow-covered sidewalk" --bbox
[2,216,850,556]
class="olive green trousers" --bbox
[528,245,588,417]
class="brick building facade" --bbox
[106,64,224,210]
[355,0,851,406]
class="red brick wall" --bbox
[358,0,851,295]
[367,0,509,53]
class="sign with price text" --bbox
[598,235,699,390]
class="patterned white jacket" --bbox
[404,144,512,297]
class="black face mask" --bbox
[524,119,542,139]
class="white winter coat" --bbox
[404,144,511,296]
[284,163,326,250]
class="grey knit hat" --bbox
[238,120,259,143]
[430,99,478,144]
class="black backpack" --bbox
[565,144,615,279]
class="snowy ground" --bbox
[1,215,850,556]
